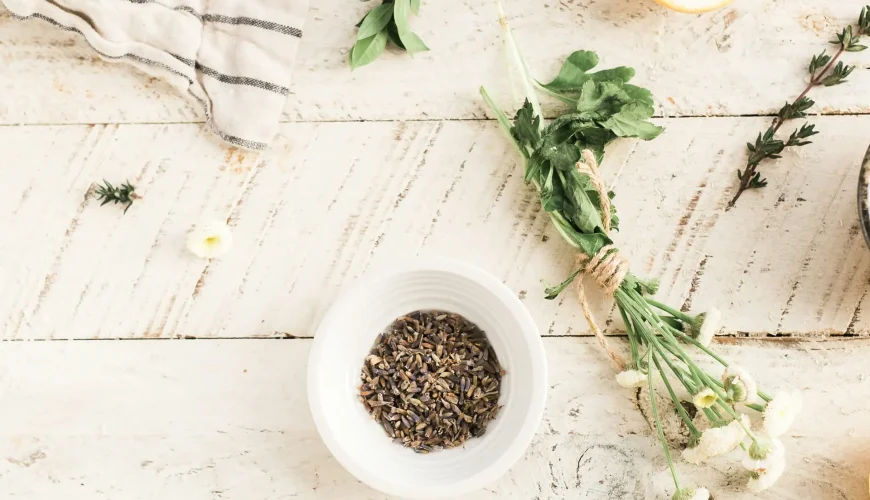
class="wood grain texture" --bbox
[0,337,866,499]
[1,117,869,339]
[1,1,870,124]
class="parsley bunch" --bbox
[481,51,662,294]
[349,0,428,70]
[481,5,800,497]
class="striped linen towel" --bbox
[2,0,309,150]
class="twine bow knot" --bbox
[575,150,629,371]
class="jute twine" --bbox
[575,149,628,371]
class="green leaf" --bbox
[410,0,421,14]
[601,103,663,140]
[539,50,599,91]
[357,4,394,40]
[393,0,428,53]
[588,66,635,85]
[820,74,845,86]
[350,30,389,70]
[386,19,406,50]
[398,30,429,52]
[394,0,412,34]
[562,169,606,232]
[846,44,867,52]
[538,51,636,94]
[541,141,581,172]
[526,151,546,184]
[574,127,615,157]
[574,233,611,262]
[622,84,655,108]
[511,100,542,154]
[540,164,566,212]
[575,81,633,121]
[544,268,581,300]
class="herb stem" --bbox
[729,22,865,208]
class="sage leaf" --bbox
[357,3,394,40]
[394,0,412,33]
[393,0,429,53]
[386,19,406,50]
[398,30,429,52]
[351,30,389,70]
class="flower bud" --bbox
[724,374,748,402]
[672,487,710,500]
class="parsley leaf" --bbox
[602,103,663,140]
[539,51,635,93]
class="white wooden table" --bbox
[1,1,869,498]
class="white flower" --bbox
[681,444,707,465]
[742,436,784,471]
[695,307,721,346]
[747,455,786,492]
[763,391,802,437]
[689,488,709,500]
[187,220,233,258]
[682,414,749,464]
[692,387,718,408]
[672,487,710,500]
[723,365,758,404]
[615,369,647,388]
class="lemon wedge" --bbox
[654,0,733,13]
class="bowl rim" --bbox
[857,144,870,248]
[306,258,548,499]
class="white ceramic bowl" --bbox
[307,259,547,499]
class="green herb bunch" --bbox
[350,0,428,70]
[730,5,870,207]
[94,179,138,213]
[482,4,801,498]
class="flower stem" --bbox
[653,355,700,436]
[647,352,681,491]
[746,402,766,412]
[494,0,542,122]
[715,400,758,444]
[618,305,640,365]
[668,327,727,365]
[646,299,693,324]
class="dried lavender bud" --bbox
[359,310,504,453]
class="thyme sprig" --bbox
[730,6,870,207]
[94,180,139,213]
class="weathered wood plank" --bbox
[1,117,869,339]
[0,338,866,499]
[1,1,870,124]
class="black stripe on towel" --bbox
[201,14,302,38]
[169,54,289,96]
[197,64,290,95]
[171,5,302,37]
